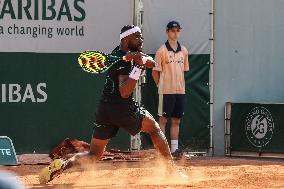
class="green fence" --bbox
[228,103,284,153]
[0,52,210,153]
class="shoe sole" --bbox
[39,159,65,184]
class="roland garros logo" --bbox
[245,107,274,148]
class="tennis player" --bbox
[39,25,187,184]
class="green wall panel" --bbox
[0,52,106,153]
[0,53,210,153]
[141,55,210,150]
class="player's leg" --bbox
[66,122,117,165]
[140,114,188,179]
[56,138,109,170]
[39,137,110,184]
[122,106,188,178]
[70,138,109,164]
[89,138,109,157]
[67,101,119,164]
[39,112,117,184]
[141,116,172,159]
[120,104,172,160]
[71,102,119,164]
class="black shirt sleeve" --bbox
[115,61,132,76]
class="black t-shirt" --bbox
[101,49,134,104]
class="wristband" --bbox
[129,66,143,80]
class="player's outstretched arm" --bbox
[119,52,157,98]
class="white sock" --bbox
[171,140,178,153]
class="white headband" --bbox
[120,26,141,40]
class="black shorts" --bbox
[158,94,185,119]
[93,101,148,140]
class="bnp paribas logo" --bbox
[0,0,85,22]
[245,107,274,148]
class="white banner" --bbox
[142,0,210,54]
[0,0,133,53]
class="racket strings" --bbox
[92,56,105,69]
[78,51,108,74]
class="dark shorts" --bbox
[158,94,185,119]
[93,101,148,140]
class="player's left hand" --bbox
[125,52,157,68]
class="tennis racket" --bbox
[77,51,126,74]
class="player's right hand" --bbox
[124,52,144,66]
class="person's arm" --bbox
[152,70,160,86]
[119,52,156,98]
[151,48,163,86]
[183,47,189,72]
[144,58,157,68]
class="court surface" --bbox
[1,152,283,189]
